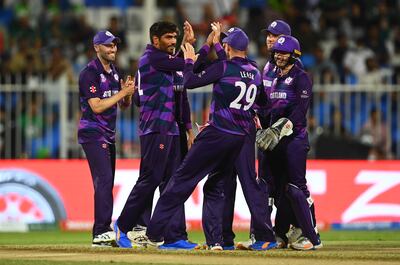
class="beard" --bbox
[165,45,175,54]
[100,52,116,63]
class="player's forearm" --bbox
[214,43,227,60]
[89,91,128,114]
[151,54,185,72]
[183,59,222,89]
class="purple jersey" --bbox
[258,58,303,127]
[184,57,262,135]
[78,58,121,144]
[263,64,312,136]
[134,45,210,136]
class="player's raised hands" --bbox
[206,30,215,47]
[183,21,196,45]
[211,22,222,44]
[120,75,135,96]
[181,42,197,61]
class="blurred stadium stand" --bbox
[0,0,399,159]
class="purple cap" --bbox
[93,30,121,45]
[222,27,249,51]
[266,20,291,36]
[272,35,301,56]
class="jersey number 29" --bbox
[230,81,257,111]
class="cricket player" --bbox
[256,35,323,250]
[114,21,213,250]
[196,25,276,251]
[128,27,276,251]
[78,30,135,247]
[259,20,319,249]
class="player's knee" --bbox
[286,183,304,200]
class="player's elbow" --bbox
[90,105,104,114]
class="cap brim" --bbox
[261,28,280,35]
[98,36,121,45]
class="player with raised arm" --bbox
[78,30,135,247]
[195,24,276,251]
[113,21,214,250]
[127,27,276,251]
[256,35,322,250]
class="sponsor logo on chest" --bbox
[103,90,119,98]
[263,77,277,87]
[269,91,287,99]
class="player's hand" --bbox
[120,75,135,96]
[183,21,196,44]
[256,128,279,151]
[256,118,293,151]
[206,30,215,47]
[187,129,195,150]
[211,22,222,45]
[181,42,198,61]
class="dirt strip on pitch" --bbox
[1,245,400,265]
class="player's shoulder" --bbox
[79,62,100,83]
[293,65,312,83]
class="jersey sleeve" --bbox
[214,43,227,61]
[79,68,101,99]
[182,89,192,129]
[149,45,213,72]
[149,51,186,72]
[183,59,224,89]
[287,72,312,123]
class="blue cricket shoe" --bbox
[158,240,198,250]
[249,241,277,251]
[222,244,235,250]
[113,221,132,248]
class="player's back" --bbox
[209,57,261,136]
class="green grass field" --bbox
[0,230,399,265]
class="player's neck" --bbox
[98,55,112,73]
[229,51,246,60]
[279,64,294,76]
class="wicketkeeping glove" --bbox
[256,118,293,151]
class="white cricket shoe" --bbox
[127,227,163,248]
[209,243,223,251]
[290,236,323,251]
[92,231,116,247]
[286,226,302,245]
[236,235,255,250]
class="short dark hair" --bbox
[149,21,179,43]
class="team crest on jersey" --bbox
[159,144,164,150]
[100,74,106,82]
[102,143,107,149]
[114,74,119,81]
[284,77,293,85]
[176,71,183,77]
[89,85,96,93]
[301,89,309,98]
[197,70,206,78]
